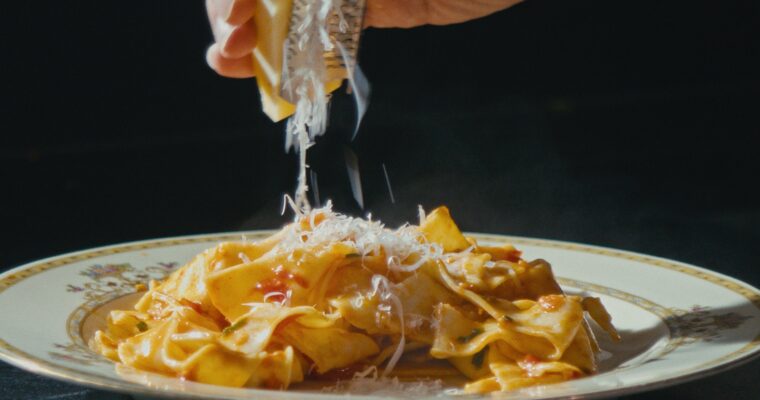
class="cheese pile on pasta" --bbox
[90,205,619,393]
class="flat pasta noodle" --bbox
[217,303,338,355]
[90,204,618,393]
[328,267,461,343]
[279,325,379,373]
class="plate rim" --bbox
[1,230,759,399]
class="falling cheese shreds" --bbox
[281,0,370,211]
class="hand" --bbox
[206,0,522,78]
[205,0,257,78]
[365,0,522,28]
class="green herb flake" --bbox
[502,315,514,323]
[136,321,148,332]
[222,318,247,335]
[471,346,488,369]
[456,328,483,343]
[346,253,362,258]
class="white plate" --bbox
[1,232,759,399]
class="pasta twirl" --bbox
[90,205,619,392]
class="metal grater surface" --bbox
[280,0,366,103]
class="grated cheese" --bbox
[276,202,448,271]
[370,274,405,375]
[238,252,252,264]
[322,364,444,396]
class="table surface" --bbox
[2,1,759,399]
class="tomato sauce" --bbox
[522,354,540,366]
[504,249,522,263]
[253,266,308,302]
[179,298,205,315]
[538,295,565,311]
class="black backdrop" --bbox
[1,1,759,399]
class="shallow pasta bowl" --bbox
[1,231,759,399]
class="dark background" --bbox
[1,0,759,399]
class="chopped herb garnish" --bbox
[222,318,247,335]
[456,328,483,343]
[136,321,148,332]
[346,253,361,258]
[502,315,514,323]
[471,346,488,368]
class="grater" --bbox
[279,0,366,104]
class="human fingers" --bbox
[226,0,256,25]
[206,43,255,78]
[425,0,522,26]
[365,0,522,28]
[220,19,257,59]
[364,0,428,28]
[207,0,235,43]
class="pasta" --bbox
[90,205,620,393]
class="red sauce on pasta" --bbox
[522,354,540,365]
[253,266,308,302]
[504,250,522,262]
[179,298,205,315]
[255,279,290,296]
[538,295,565,311]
